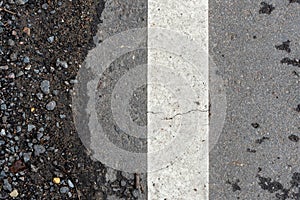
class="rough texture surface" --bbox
[75,0,148,199]
[0,0,146,199]
[209,1,300,199]
[0,0,110,199]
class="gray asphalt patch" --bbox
[209,1,300,199]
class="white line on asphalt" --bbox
[148,0,209,199]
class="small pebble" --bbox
[33,145,46,156]
[70,79,78,84]
[23,56,30,64]
[37,132,43,140]
[16,0,28,5]
[42,3,49,9]
[31,164,38,172]
[0,65,9,70]
[27,124,36,132]
[120,180,126,187]
[9,189,19,198]
[131,189,139,198]
[3,179,12,191]
[67,180,74,188]
[8,73,15,79]
[60,187,69,194]
[46,101,56,111]
[47,36,54,43]
[23,153,31,162]
[2,116,7,123]
[0,129,6,136]
[0,171,6,178]
[23,27,30,36]
[10,53,18,61]
[36,93,43,100]
[16,126,21,133]
[1,104,7,110]
[16,71,24,77]
[8,39,15,46]
[59,114,66,119]
[40,80,50,94]
[25,65,31,70]
[0,104,7,110]
[56,59,68,69]
[53,90,59,96]
[53,177,60,184]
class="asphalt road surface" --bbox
[209,1,300,199]
[0,0,299,199]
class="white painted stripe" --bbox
[148,0,209,199]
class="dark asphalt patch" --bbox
[281,57,300,67]
[246,148,257,153]
[257,172,300,199]
[259,2,275,15]
[295,104,300,112]
[226,179,241,192]
[275,40,291,53]
[257,175,283,193]
[251,122,260,129]
[288,134,299,142]
[255,136,270,144]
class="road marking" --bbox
[148,0,209,199]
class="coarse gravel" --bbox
[0,0,145,199]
